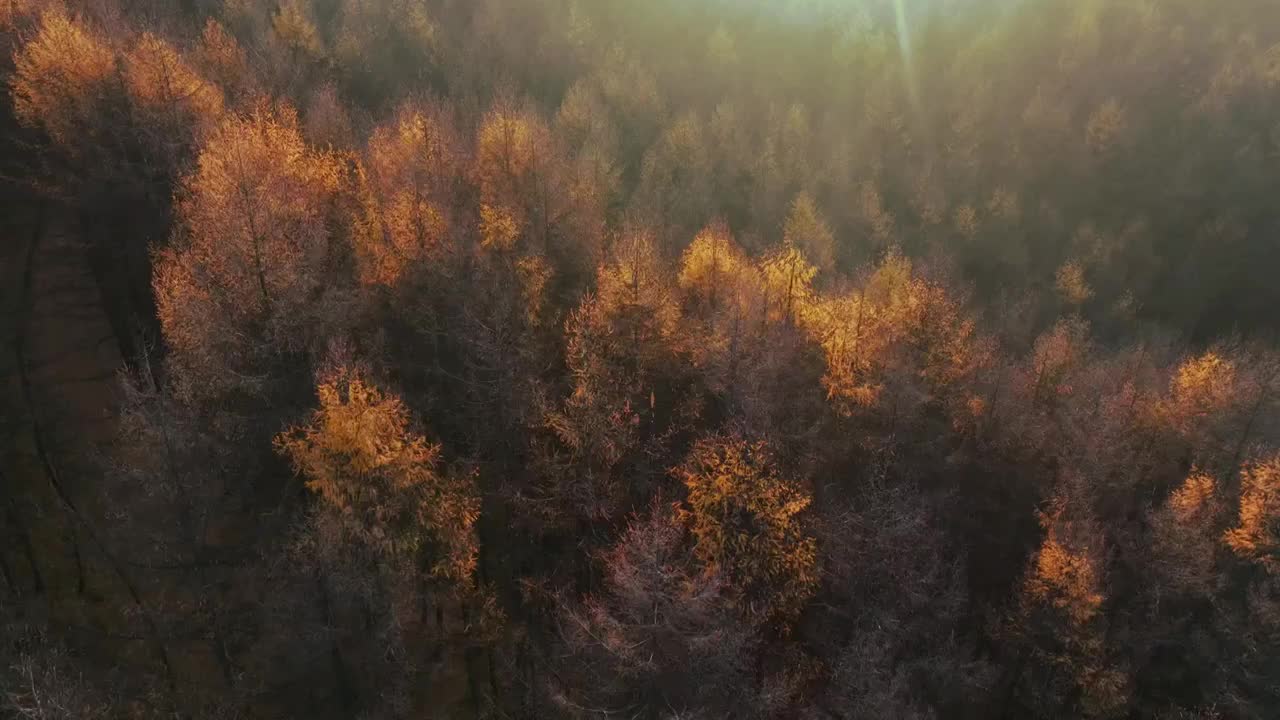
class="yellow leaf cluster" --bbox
[1172,352,1236,414]
[479,202,522,251]
[476,103,544,196]
[276,368,480,584]
[1026,534,1104,628]
[11,8,115,148]
[677,436,818,623]
[123,32,224,132]
[677,223,753,310]
[1055,260,1093,306]
[1169,471,1218,526]
[802,251,977,415]
[595,232,680,340]
[1149,470,1221,596]
[353,109,458,284]
[759,244,817,326]
[1224,455,1280,575]
[155,104,346,397]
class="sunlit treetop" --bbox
[1022,483,1109,631]
[676,435,818,624]
[123,32,224,133]
[759,243,817,326]
[783,192,836,272]
[276,367,481,584]
[154,103,349,399]
[678,222,755,312]
[1171,352,1237,414]
[196,19,253,97]
[352,105,461,285]
[1224,454,1280,576]
[11,8,114,149]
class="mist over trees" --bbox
[3,0,1280,718]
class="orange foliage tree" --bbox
[474,95,598,266]
[1224,454,1280,575]
[676,435,818,624]
[122,32,225,173]
[351,103,463,287]
[153,103,350,401]
[1010,478,1130,719]
[276,367,480,586]
[10,7,116,154]
[539,233,690,524]
[783,191,836,273]
[803,251,980,421]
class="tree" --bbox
[1214,453,1280,717]
[121,31,225,177]
[1224,454,1280,575]
[1008,476,1131,719]
[538,232,690,526]
[10,7,116,158]
[194,18,254,101]
[783,191,836,273]
[474,95,599,273]
[153,103,351,402]
[677,221,756,318]
[814,472,993,718]
[277,365,480,585]
[759,243,816,327]
[552,507,757,719]
[333,0,439,108]
[1,621,119,719]
[1055,259,1094,308]
[351,102,462,287]
[802,251,980,424]
[632,111,712,255]
[1154,350,1251,464]
[675,224,826,449]
[675,435,818,624]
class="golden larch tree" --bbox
[276,367,480,585]
[676,435,818,624]
[352,103,462,286]
[1013,481,1131,718]
[1149,470,1223,597]
[11,8,116,152]
[541,233,687,523]
[153,103,349,400]
[784,192,837,273]
[122,31,225,168]
[1224,454,1280,575]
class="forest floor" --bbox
[1,201,156,679]
[0,204,235,710]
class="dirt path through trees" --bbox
[1,204,185,697]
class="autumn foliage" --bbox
[276,367,480,585]
[7,1,1280,719]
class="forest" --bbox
[2,0,1280,717]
